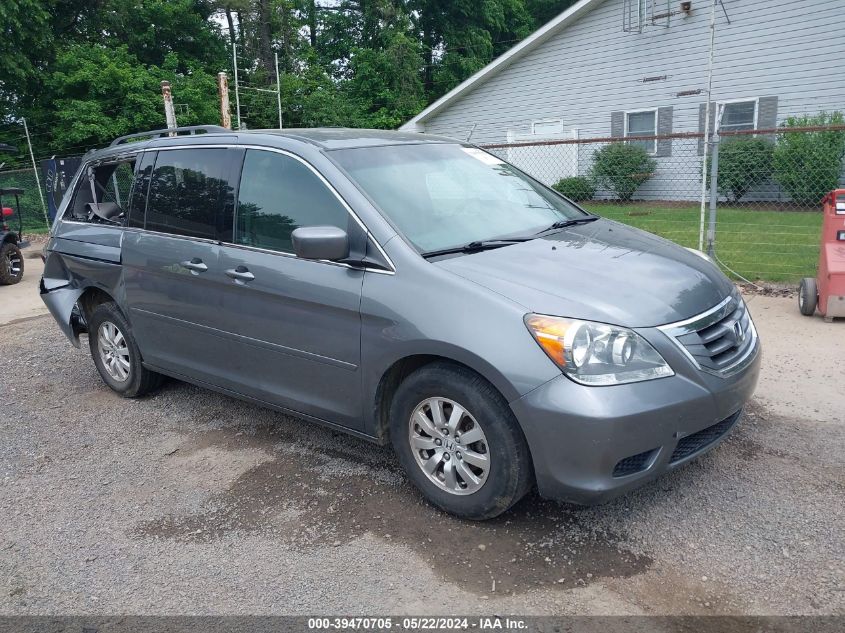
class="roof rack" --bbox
[109,125,229,147]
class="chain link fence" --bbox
[482,125,845,284]
[0,166,50,236]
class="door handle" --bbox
[225,267,255,283]
[180,259,208,274]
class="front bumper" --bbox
[510,332,761,505]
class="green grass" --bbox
[582,202,822,283]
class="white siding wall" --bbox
[418,0,845,200]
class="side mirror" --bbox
[291,226,350,261]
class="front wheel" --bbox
[799,277,818,316]
[0,242,23,285]
[389,362,533,520]
[88,302,163,397]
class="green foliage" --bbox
[526,0,579,25]
[0,168,49,232]
[773,112,845,207]
[709,137,774,203]
[0,0,51,92]
[0,0,587,159]
[552,176,595,202]
[590,143,657,202]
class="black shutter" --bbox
[757,96,779,140]
[611,111,624,139]
[656,106,673,157]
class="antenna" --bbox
[623,0,697,32]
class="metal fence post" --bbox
[22,118,50,229]
[232,43,242,131]
[706,119,721,257]
[275,52,283,130]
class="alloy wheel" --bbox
[97,321,131,382]
[5,250,21,278]
[408,397,490,495]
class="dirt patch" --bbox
[133,424,651,596]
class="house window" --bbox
[532,119,563,136]
[626,110,657,154]
[720,100,757,132]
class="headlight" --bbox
[524,314,674,386]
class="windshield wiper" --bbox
[535,215,600,234]
[421,238,532,259]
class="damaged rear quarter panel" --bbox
[41,225,126,348]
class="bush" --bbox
[773,112,845,207]
[710,137,774,202]
[590,143,656,202]
[552,176,595,201]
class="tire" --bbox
[389,362,533,520]
[88,302,163,397]
[0,242,24,285]
[799,277,818,316]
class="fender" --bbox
[40,280,86,347]
[40,248,124,347]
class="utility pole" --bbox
[698,0,717,252]
[217,72,232,129]
[232,43,242,130]
[706,105,724,257]
[22,118,50,228]
[275,51,283,129]
[161,81,177,135]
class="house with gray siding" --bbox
[400,0,845,201]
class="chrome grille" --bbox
[659,294,758,377]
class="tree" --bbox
[526,0,578,26]
[408,0,535,99]
[1,0,584,157]
[0,0,52,113]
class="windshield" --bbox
[331,143,586,253]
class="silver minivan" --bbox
[41,126,760,519]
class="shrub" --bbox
[590,143,657,202]
[710,137,775,202]
[552,176,595,201]
[773,112,845,207]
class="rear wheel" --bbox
[389,362,533,520]
[88,302,163,397]
[0,242,23,285]
[799,277,818,316]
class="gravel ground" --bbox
[0,308,843,616]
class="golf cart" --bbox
[0,187,29,285]
[0,143,28,285]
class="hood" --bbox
[435,220,735,327]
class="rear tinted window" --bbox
[235,150,349,253]
[146,149,235,240]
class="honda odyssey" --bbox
[41,126,760,519]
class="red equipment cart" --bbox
[800,189,845,321]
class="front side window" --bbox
[626,110,657,153]
[331,143,584,254]
[235,150,349,253]
[146,149,235,240]
[720,100,757,132]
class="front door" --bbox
[215,149,365,429]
